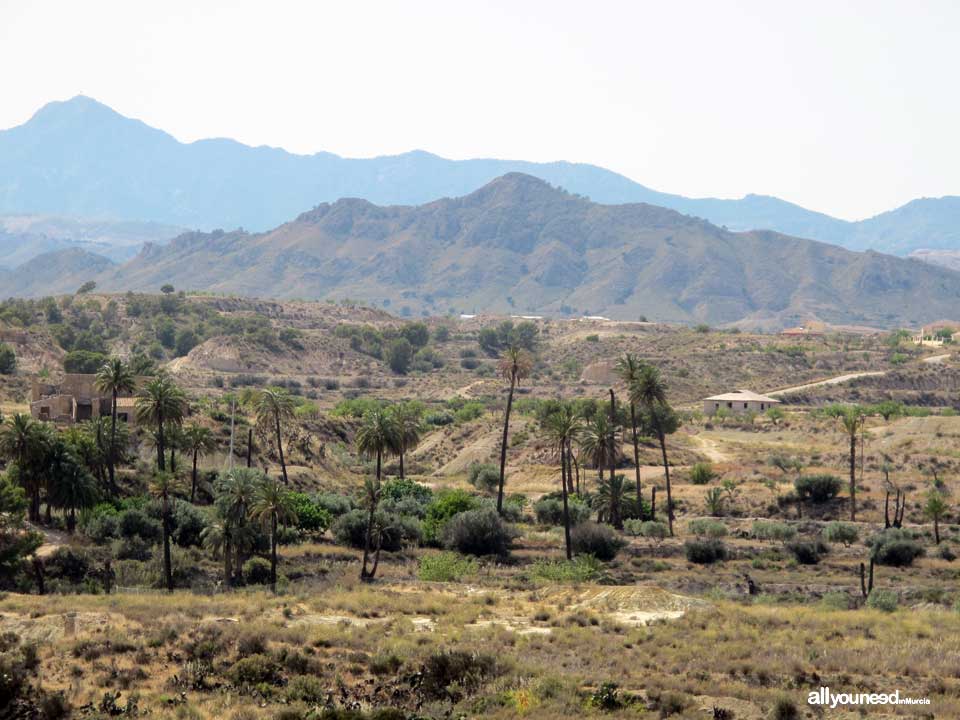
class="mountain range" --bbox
[1,96,959,261]
[4,173,959,329]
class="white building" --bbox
[703,389,780,416]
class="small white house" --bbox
[703,389,780,416]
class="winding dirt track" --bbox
[766,353,950,397]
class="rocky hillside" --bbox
[26,173,955,329]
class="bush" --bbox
[228,654,282,686]
[288,493,332,534]
[314,492,353,517]
[425,410,454,426]
[418,552,477,582]
[112,536,152,561]
[467,463,500,494]
[385,338,414,374]
[868,529,925,567]
[286,674,326,703]
[687,518,728,538]
[570,522,626,561]
[441,508,514,556]
[795,474,842,503]
[786,540,828,565]
[44,548,93,584]
[771,696,799,720]
[689,462,716,485]
[118,508,162,542]
[685,539,727,564]
[822,521,858,546]
[381,478,433,505]
[423,489,480,544]
[533,496,591,526]
[62,350,107,374]
[244,557,273,585]
[332,510,406,552]
[171,501,208,547]
[530,555,602,583]
[630,520,669,543]
[866,589,899,613]
[752,521,797,542]
[420,650,500,700]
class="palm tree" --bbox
[47,442,98,533]
[390,401,425,479]
[594,474,627,528]
[543,402,583,559]
[135,372,187,471]
[252,478,297,592]
[924,491,948,545]
[496,347,533,514]
[149,472,184,592]
[201,513,233,588]
[838,407,864,521]
[256,388,296,484]
[217,468,261,583]
[0,414,47,521]
[630,365,675,533]
[579,412,617,485]
[95,358,136,492]
[182,424,217,502]
[643,402,679,536]
[616,353,647,506]
[355,409,399,580]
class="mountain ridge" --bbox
[2,95,958,257]
[7,172,958,330]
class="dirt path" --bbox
[922,353,951,364]
[766,370,887,397]
[29,523,70,558]
[690,434,732,463]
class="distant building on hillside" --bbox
[781,325,822,337]
[912,327,952,347]
[30,373,144,426]
[703,389,780,416]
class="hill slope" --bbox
[2,96,958,256]
[37,174,951,328]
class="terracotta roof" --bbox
[704,390,780,403]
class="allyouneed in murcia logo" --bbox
[808,687,930,708]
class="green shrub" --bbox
[441,508,514,556]
[687,518,728,538]
[171,500,208,547]
[418,552,478,582]
[868,529,925,567]
[636,520,669,543]
[228,654,282,685]
[530,555,602,583]
[685,539,727,564]
[786,539,828,565]
[795,474,841,503]
[570,522,626,561]
[381,478,433,505]
[752,521,797,542]
[286,674,326,702]
[288,493,332,534]
[423,489,480,544]
[866,589,899,612]
[0,344,15,374]
[331,510,407,552]
[467,463,500,494]
[419,650,501,700]
[822,521,858,546]
[244,557,273,585]
[689,462,716,485]
[533,496,591,526]
[771,696,799,720]
[314,492,353,517]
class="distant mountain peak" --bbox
[29,94,125,125]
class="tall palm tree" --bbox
[616,353,647,506]
[594,474,626,528]
[838,406,863,521]
[543,402,582,559]
[0,414,47,521]
[355,409,399,580]
[217,468,261,582]
[135,372,187,471]
[47,442,98,533]
[95,358,136,492]
[149,472,184,592]
[496,347,533,514]
[389,401,425,479]
[252,478,297,592]
[182,424,217,502]
[579,412,617,485]
[256,388,296,484]
[644,402,679,536]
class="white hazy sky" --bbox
[2,0,958,220]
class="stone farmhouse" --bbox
[30,374,145,426]
[703,389,780,416]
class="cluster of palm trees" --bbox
[200,468,297,593]
[493,352,679,559]
[353,402,425,580]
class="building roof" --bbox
[704,389,780,404]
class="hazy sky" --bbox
[2,0,958,220]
